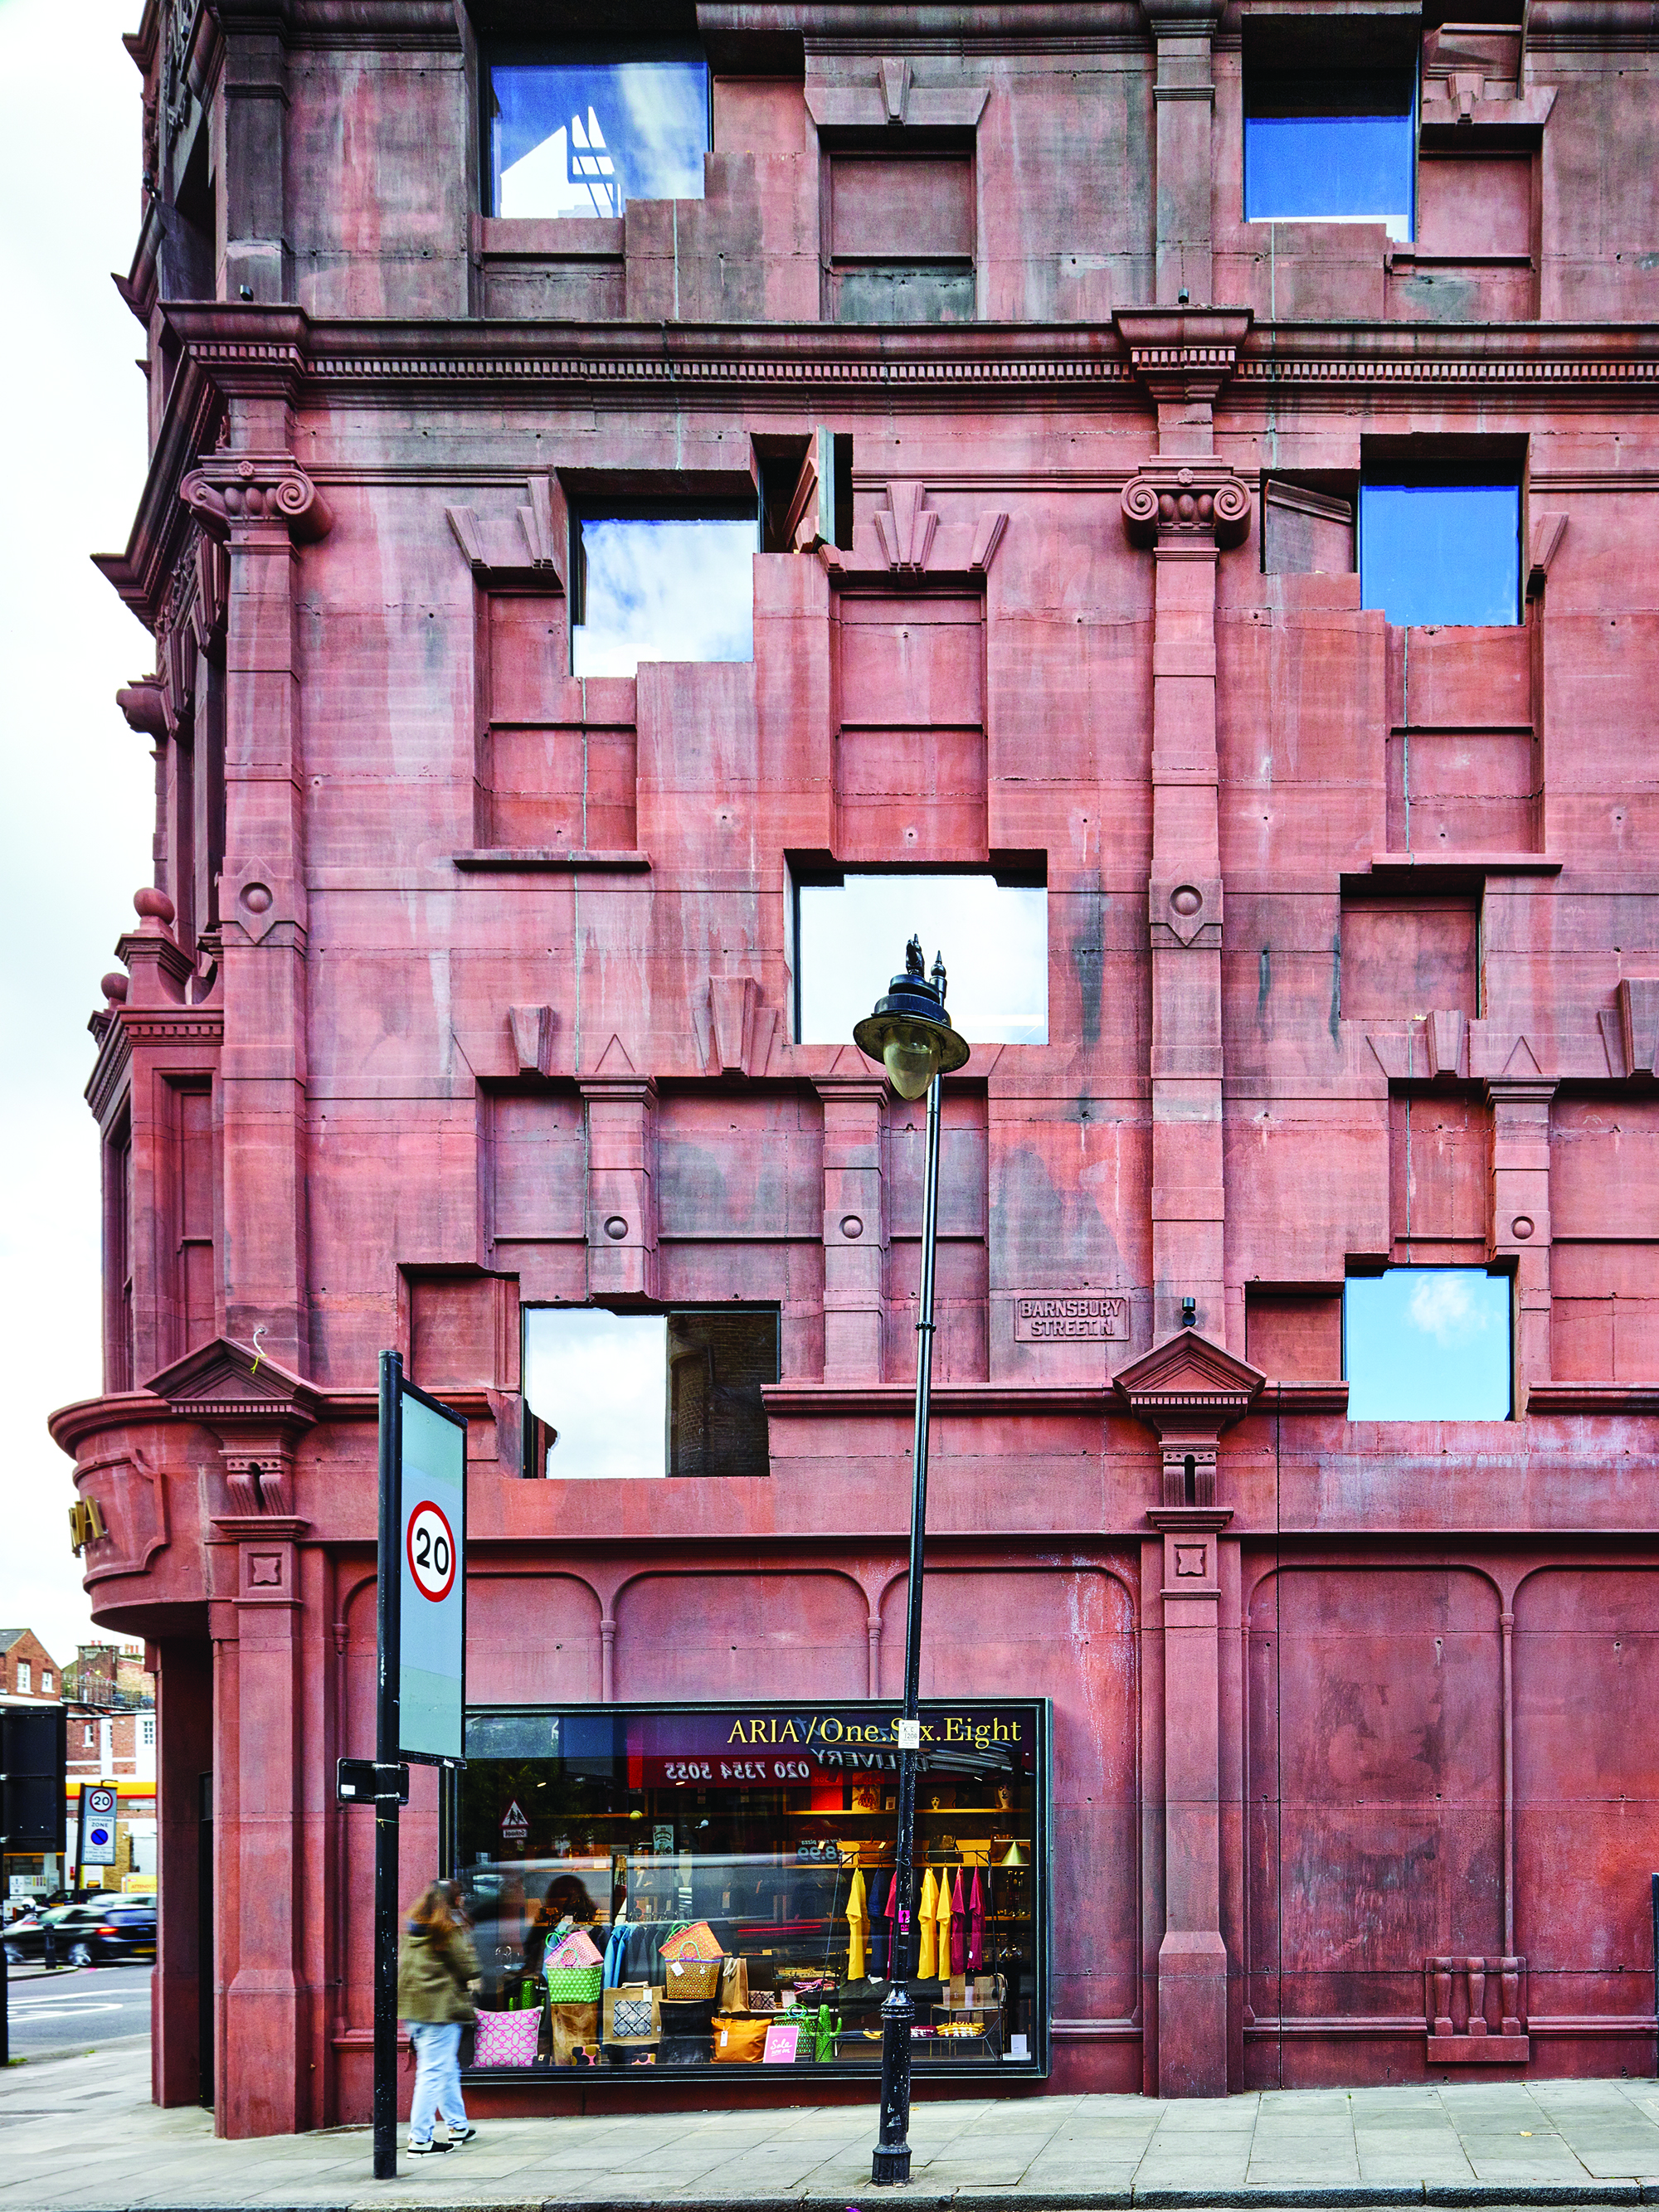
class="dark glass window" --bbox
[1360,481,1521,627]
[1344,1268,1512,1420]
[1245,60,1416,238]
[572,516,756,678]
[523,1306,778,1478]
[487,55,709,219]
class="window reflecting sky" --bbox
[1360,483,1520,628]
[1245,114,1414,239]
[1345,1269,1511,1421]
[572,518,755,678]
[490,61,708,218]
[798,875,1048,1046]
[523,1308,667,1478]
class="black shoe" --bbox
[448,2127,477,2146]
[406,2140,451,2155]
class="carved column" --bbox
[578,1049,659,1301]
[1487,1076,1555,1405]
[1116,1329,1262,2096]
[1141,0,1224,304]
[815,1070,888,1381]
[182,451,331,1373]
[1117,312,1252,1344]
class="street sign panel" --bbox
[1,1705,67,1854]
[78,1782,119,1869]
[396,1378,467,1763]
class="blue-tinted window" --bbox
[1245,111,1415,237]
[488,57,708,218]
[1345,1269,1511,1421]
[795,874,1048,1046]
[572,518,755,678]
[1360,482,1521,627]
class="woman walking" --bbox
[397,1880,479,2155]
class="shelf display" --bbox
[456,1699,1048,2079]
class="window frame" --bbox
[566,494,761,678]
[1241,17,1421,241]
[1358,465,1524,628]
[820,135,980,326]
[520,1301,781,1480]
[1341,1263,1515,1422]
[481,41,712,221]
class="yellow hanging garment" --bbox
[845,1864,868,1981]
[917,1865,939,1979]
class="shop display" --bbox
[457,1699,1046,2078]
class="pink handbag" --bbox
[471,2008,541,2068]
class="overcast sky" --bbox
[0,0,153,1666]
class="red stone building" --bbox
[53,0,1659,2139]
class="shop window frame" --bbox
[455,1695,1053,2083]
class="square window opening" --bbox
[570,505,757,678]
[1344,1266,1512,1420]
[523,1305,779,1479]
[486,46,711,219]
[793,869,1048,1048]
[1243,22,1418,240]
[827,148,976,325]
[1360,476,1521,627]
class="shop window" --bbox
[523,1306,778,1479]
[1345,1267,1511,1419]
[828,152,975,324]
[1244,26,1417,239]
[795,873,1047,1046]
[571,514,756,678]
[457,1698,1046,2074]
[487,51,709,218]
[1360,478,1521,628]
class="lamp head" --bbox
[853,937,971,1100]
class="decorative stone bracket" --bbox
[446,474,563,586]
[180,455,332,543]
[1121,464,1250,552]
[147,1334,319,1521]
[823,479,1007,579]
[1114,1327,1264,1507]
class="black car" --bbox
[3,1898,157,1966]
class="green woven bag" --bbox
[545,1965,603,2001]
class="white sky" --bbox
[0,0,153,1667]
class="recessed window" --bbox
[828,152,975,323]
[571,516,756,678]
[41,1670,51,1694]
[1360,480,1521,627]
[795,873,1048,1045]
[487,53,709,218]
[1245,47,1416,239]
[523,1306,779,1478]
[17,1661,30,1694]
[141,1717,155,1748]
[1345,1268,1511,1420]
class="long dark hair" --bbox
[406,1881,461,1939]
[540,1874,595,1925]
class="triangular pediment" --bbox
[144,1337,318,1426]
[593,1033,636,1076]
[1113,1329,1264,1431]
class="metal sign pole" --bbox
[372,1349,402,2180]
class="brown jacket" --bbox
[397,1922,479,2025]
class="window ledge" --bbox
[764,1382,1109,1417]
[1389,250,1535,270]
[475,216,626,259]
[1525,1381,1659,1416]
[1358,852,1561,883]
[453,848,651,873]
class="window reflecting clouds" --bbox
[523,1309,668,1479]
[797,875,1048,1047]
[489,60,709,219]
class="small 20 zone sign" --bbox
[406,1500,457,1602]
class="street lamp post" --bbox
[854,938,970,2188]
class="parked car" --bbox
[3,1899,157,1966]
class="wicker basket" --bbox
[662,1957,722,2001]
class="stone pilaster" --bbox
[815,1070,888,1381]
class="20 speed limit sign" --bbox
[406,1501,457,1602]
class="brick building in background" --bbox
[63,1643,158,1894]
[2,1631,63,1906]
[51,0,1659,2139]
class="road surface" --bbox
[3,1963,151,2059]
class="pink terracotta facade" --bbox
[55,0,1659,2135]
